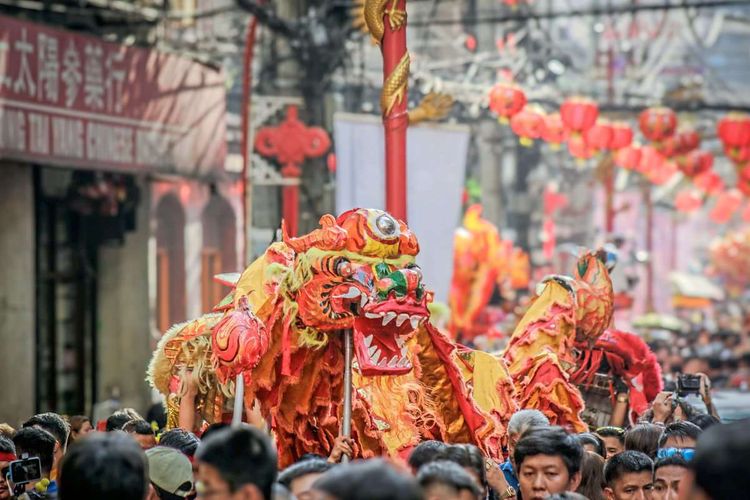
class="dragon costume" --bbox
[149,208,514,466]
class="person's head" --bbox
[310,459,421,500]
[22,412,69,473]
[145,446,194,500]
[437,444,486,496]
[0,424,15,439]
[679,420,750,500]
[576,451,605,500]
[0,436,17,500]
[108,411,137,432]
[68,415,93,442]
[201,423,230,442]
[596,426,625,458]
[277,459,333,499]
[578,433,606,458]
[195,425,277,500]
[651,455,688,500]
[159,428,200,459]
[123,420,157,450]
[624,424,662,459]
[658,422,701,450]
[408,440,448,473]
[417,460,482,500]
[12,427,56,479]
[59,432,147,500]
[514,426,583,500]
[687,414,719,432]
[507,410,550,464]
[603,450,653,500]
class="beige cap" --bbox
[145,446,194,498]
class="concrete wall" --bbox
[97,178,153,414]
[0,162,35,426]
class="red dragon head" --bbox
[281,209,430,376]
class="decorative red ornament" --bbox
[638,146,665,176]
[676,150,713,178]
[717,112,750,149]
[560,97,599,135]
[326,152,337,173]
[488,82,527,123]
[693,171,724,195]
[655,136,679,157]
[540,113,568,149]
[567,134,595,160]
[710,189,743,224]
[465,34,477,52]
[647,160,678,185]
[674,189,703,213]
[510,106,544,147]
[639,106,677,142]
[674,129,700,155]
[614,145,642,171]
[609,122,634,150]
[584,120,614,151]
[254,105,331,236]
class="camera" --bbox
[9,457,42,486]
[676,374,702,397]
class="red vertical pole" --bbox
[382,0,409,221]
[282,178,299,237]
[241,17,259,264]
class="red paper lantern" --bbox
[710,189,743,224]
[510,106,544,146]
[717,112,750,149]
[489,82,527,123]
[567,135,595,160]
[609,122,634,150]
[725,145,750,166]
[674,190,703,213]
[676,150,713,178]
[638,146,665,175]
[655,136,679,157]
[639,106,677,142]
[693,171,724,195]
[560,97,599,135]
[647,160,678,185]
[614,145,642,170]
[675,129,700,155]
[584,120,614,151]
[540,113,568,149]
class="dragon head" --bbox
[279,208,430,376]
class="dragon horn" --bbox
[282,214,348,253]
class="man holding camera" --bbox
[650,373,718,425]
[10,428,57,499]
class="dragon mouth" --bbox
[352,298,428,376]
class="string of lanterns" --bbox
[487,81,750,224]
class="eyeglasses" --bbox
[595,426,625,436]
[657,447,695,461]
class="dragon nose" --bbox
[375,268,422,297]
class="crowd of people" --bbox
[0,396,748,500]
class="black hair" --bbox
[624,423,662,459]
[657,421,702,448]
[688,414,720,431]
[159,428,200,457]
[122,420,154,436]
[438,444,487,490]
[513,427,584,477]
[59,432,147,500]
[153,483,187,500]
[277,459,334,490]
[653,454,689,473]
[0,435,15,455]
[690,420,750,499]
[12,427,56,474]
[417,460,482,498]
[107,411,135,432]
[200,422,230,442]
[604,450,653,486]
[408,440,448,471]
[577,433,606,458]
[311,459,422,500]
[595,426,625,444]
[577,451,605,500]
[196,426,277,499]
[22,413,69,448]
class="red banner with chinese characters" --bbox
[0,15,226,176]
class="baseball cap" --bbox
[145,446,194,497]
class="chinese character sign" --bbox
[0,15,226,175]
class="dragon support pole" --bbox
[366,0,410,221]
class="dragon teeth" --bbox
[400,346,407,357]
[387,356,399,367]
[409,316,421,329]
[360,295,368,309]
[365,312,381,319]
[371,349,381,365]
[368,345,377,356]
[334,286,361,299]
[382,312,397,326]
[398,357,410,367]
[378,357,387,367]
[364,335,373,347]
[396,314,409,327]
[396,337,405,348]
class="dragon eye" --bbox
[373,214,399,239]
[336,258,353,277]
